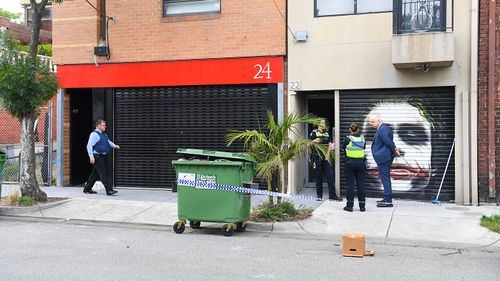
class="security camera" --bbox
[414,64,430,72]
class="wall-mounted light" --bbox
[294,31,308,42]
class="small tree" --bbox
[0,8,21,22]
[0,6,59,202]
[227,111,330,204]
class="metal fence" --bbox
[393,0,454,34]
[0,101,54,185]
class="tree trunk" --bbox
[28,1,44,58]
[19,114,47,202]
[267,179,274,205]
[276,168,282,204]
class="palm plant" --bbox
[227,111,330,204]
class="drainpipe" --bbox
[470,0,479,205]
[56,89,64,187]
[100,0,107,43]
[94,0,109,64]
[488,0,497,199]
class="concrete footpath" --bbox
[1,184,499,249]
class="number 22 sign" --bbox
[253,62,272,80]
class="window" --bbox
[394,0,447,34]
[163,0,221,17]
[315,0,392,17]
[26,6,52,24]
[357,0,392,13]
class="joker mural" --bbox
[362,102,432,191]
[339,88,455,200]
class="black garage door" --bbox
[114,84,276,189]
[339,87,455,200]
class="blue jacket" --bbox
[86,129,116,157]
[371,123,396,165]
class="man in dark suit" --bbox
[369,116,400,207]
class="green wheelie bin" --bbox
[171,148,257,236]
[0,150,6,197]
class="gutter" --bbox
[470,0,479,205]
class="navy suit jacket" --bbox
[371,123,396,165]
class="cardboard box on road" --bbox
[342,232,365,257]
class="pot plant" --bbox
[227,111,331,220]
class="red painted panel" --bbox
[57,57,283,88]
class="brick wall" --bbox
[0,96,58,144]
[478,0,500,201]
[0,111,20,144]
[41,19,52,32]
[52,0,286,65]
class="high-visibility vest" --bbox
[310,129,330,145]
[346,135,365,158]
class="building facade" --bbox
[52,0,496,204]
[287,0,479,204]
[478,0,500,203]
[53,0,286,188]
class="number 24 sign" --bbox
[253,62,272,80]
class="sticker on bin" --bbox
[195,174,217,189]
[178,173,218,190]
[178,173,196,183]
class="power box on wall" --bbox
[94,46,109,56]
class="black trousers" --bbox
[84,154,112,192]
[312,154,335,199]
[344,159,366,208]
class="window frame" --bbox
[314,0,392,18]
[163,0,221,17]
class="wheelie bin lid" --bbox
[176,148,256,164]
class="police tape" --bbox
[177,179,452,206]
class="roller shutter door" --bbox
[114,84,275,189]
[339,87,455,200]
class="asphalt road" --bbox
[0,218,499,281]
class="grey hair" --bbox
[369,115,382,122]
[96,119,106,126]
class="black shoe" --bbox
[377,202,393,208]
[376,199,385,204]
[106,190,118,196]
[360,207,366,212]
[316,197,323,201]
[83,189,97,194]
[329,196,342,202]
[343,206,353,212]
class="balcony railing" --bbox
[0,48,56,72]
[393,0,453,35]
[36,53,57,72]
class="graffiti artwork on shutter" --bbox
[339,88,455,200]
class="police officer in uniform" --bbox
[83,119,120,196]
[341,122,366,212]
[309,119,341,201]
